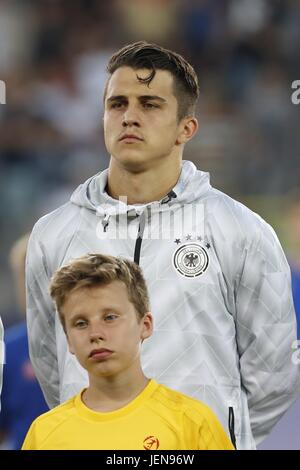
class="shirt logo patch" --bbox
[173,243,209,277]
[143,435,160,450]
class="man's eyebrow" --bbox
[106,95,127,103]
[106,95,166,103]
[139,95,166,103]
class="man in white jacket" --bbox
[26,41,300,449]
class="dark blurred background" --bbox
[0,0,299,449]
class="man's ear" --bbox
[176,116,198,145]
[141,312,153,342]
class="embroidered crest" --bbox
[173,243,209,277]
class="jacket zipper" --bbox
[133,191,176,264]
[228,406,237,449]
[134,211,146,265]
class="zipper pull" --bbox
[102,214,110,232]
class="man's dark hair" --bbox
[106,41,199,121]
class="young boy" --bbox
[22,254,234,450]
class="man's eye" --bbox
[111,102,124,109]
[143,103,157,109]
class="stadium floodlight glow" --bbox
[0,80,6,104]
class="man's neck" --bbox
[83,368,149,413]
[107,156,182,205]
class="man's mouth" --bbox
[119,134,143,142]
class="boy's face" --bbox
[104,66,194,172]
[63,281,153,379]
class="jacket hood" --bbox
[70,160,212,219]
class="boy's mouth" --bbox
[89,348,113,359]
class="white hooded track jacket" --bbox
[26,161,300,449]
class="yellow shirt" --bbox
[22,380,234,450]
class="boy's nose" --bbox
[89,328,105,342]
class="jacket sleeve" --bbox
[26,227,60,409]
[235,221,300,445]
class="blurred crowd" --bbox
[0,0,300,319]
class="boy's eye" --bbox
[75,320,87,328]
[105,313,118,321]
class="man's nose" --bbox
[122,105,140,127]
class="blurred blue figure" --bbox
[286,191,300,340]
[0,235,48,449]
[291,270,300,339]
[0,323,48,449]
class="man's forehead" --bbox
[106,66,175,99]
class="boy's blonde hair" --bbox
[50,253,150,330]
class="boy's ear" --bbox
[141,312,153,341]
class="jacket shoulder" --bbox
[31,201,79,239]
[28,201,82,274]
[204,188,276,242]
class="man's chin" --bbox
[111,152,150,173]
